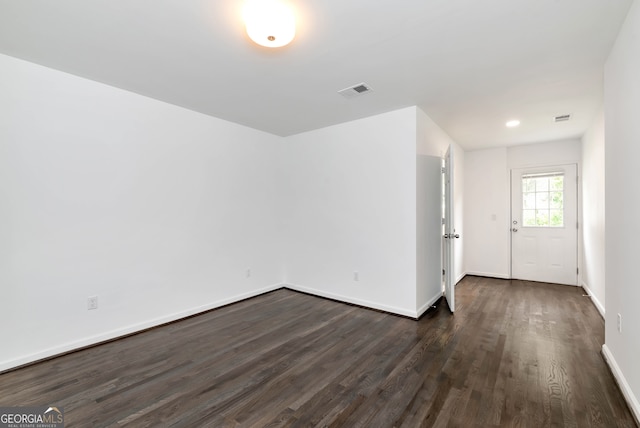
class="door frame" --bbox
[508,162,579,284]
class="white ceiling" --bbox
[0,0,633,150]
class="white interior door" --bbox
[511,164,577,285]
[443,146,456,312]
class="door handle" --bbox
[453,234,460,238]
[443,234,460,239]
[512,228,518,232]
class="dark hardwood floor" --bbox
[0,276,636,427]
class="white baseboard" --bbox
[602,344,640,426]
[283,283,418,318]
[465,271,510,280]
[581,280,605,318]
[0,283,284,373]
[455,272,467,284]
[417,292,444,318]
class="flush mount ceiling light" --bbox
[243,0,296,48]
[506,120,521,128]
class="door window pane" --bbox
[536,210,549,226]
[550,210,563,227]
[550,176,563,191]
[550,192,563,209]
[523,178,536,192]
[536,192,549,209]
[523,210,536,226]
[521,173,564,228]
[523,193,535,209]
[535,177,549,192]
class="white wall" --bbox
[282,107,419,317]
[464,139,581,279]
[603,0,640,421]
[281,107,464,318]
[0,54,284,371]
[507,139,581,168]
[416,155,443,315]
[464,148,510,278]
[580,107,606,317]
[417,108,453,157]
[0,54,465,370]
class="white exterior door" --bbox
[511,164,577,285]
[443,146,456,312]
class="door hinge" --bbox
[442,218,446,225]
[577,267,579,274]
[577,221,579,229]
[441,167,446,174]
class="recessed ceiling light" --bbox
[506,120,521,128]
[243,0,296,48]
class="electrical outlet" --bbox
[353,271,359,281]
[88,296,98,310]
[246,268,251,278]
[617,313,622,333]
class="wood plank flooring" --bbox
[0,276,636,427]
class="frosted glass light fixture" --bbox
[506,120,521,128]
[243,0,296,48]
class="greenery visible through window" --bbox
[522,173,564,227]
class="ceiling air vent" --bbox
[338,82,373,99]
[554,114,572,122]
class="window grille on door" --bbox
[521,172,564,227]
